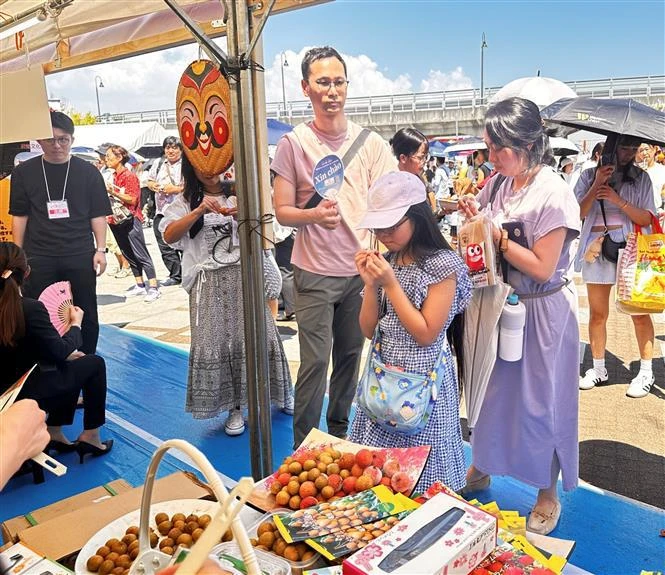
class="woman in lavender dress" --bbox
[458,97,581,535]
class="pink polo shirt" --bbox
[271,121,396,276]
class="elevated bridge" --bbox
[99,75,664,139]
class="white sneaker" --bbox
[114,268,132,279]
[579,368,608,390]
[126,284,147,297]
[626,371,655,398]
[224,409,245,436]
[143,288,161,303]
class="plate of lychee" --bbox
[249,429,430,513]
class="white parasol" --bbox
[489,76,577,109]
[463,282,512,430]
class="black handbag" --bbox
[599,200,626,263]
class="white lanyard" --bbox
[42,157,71,202]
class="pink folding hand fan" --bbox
[38,281,73,336]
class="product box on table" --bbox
[1,479,132,544]
[16,472,212,565]
[342,492,496,575]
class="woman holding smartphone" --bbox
[458,97,581,535]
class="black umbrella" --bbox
[541,97,665,147]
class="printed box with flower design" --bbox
[342,491,496,575]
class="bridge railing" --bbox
[96,75,664,124]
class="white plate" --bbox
[74,499,219,574]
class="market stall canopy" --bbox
[68,122,169,152]
[428,140,449,158]
[0,0,330,74]
[266,118,293,146]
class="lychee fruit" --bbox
[382,459,401,478]
[355,448,373,468]
[299,496,318,509]
[342,476,357,494]
[390,471,411,494]
[327,474,342,492]
[350,463,364,478]
[362,466,383,486]
[371,451,386,469]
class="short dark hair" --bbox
[301,46,347,81]
[50,110,74,135]
[108,145,130,165]
[389,127,428,159]
[162,136,182,151]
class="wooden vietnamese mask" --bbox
[176,60,233,177]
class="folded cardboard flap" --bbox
[1,479,132,545]
[18,472,212,561]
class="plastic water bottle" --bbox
[499,294,526,362]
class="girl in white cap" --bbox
[350,171,472,493]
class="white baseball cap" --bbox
[357,171,427,229]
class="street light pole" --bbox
[480,33,488,102]
[94,75,104,118]
[280,52,288,117]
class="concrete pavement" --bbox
[96,225,664,509]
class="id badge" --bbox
[47,200,70,219]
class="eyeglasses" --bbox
[313,78,349,90]
[42,137,71,146]
[410,154,427,163]
[165,145,180,150]
[372,216,409,235]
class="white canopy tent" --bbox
[70,122,169,152]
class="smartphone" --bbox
[502,221,529,249]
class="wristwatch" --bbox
[499,229,509,253]
[96,248,107,253]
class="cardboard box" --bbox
[2,479,132,545]
[17,472,212,563]
[342,492,497,575]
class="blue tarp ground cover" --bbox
[1,325,663,574]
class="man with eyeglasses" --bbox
[9,110,111,354]
[147,136,184,286]
[272,46,395,447]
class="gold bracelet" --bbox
[621,200,629,210]
[499,229,509,253]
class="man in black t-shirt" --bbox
[9,111,111,353]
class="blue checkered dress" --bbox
[349,249,472,493]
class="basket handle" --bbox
[136,439,260,575]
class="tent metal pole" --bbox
[228,0,274,479]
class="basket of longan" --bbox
[74,439,259,575]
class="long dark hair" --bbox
[0,242,28,347]
[484,96,555,169]
[394,202,466,388]
[389,128,428,160]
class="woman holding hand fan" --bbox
[0,242,112,463]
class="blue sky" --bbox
[263,0,664,88]
[46,0,665,114]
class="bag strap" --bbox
[633,212,664,235]
[487,173,507,206]
[303,128,372,210]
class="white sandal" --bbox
[527,499,561,535]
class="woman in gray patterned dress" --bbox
[349,171,472,492]
[160,156,293,436]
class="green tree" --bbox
[69,111,97,125]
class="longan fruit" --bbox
[173,520,186,531]
[222,529,233,542]
[105,538,120,548]
[129,548,139,561]
[275,490,290,506]
[111,568,125,575]
[298,471,309,483]
[105,552,119,564]
[159,537,175,550]
[96,546,110,558]
[250,537,259,546]
[286,480,300,496]
[149,532,158,548]
[176,533,193,546]
[287,461,302,474]
[121,534,137,546]
[167,528,182,541]
[110,542,127,555]
[272,539,287,556]
[258,531,275,548]
[192,528,204,542]
[161,546,174,556]
[127,540,140,552]
[171,513,186,522]
[185,521,199,534]
[157,520,173,535]
[125,526,140,536]
[98,559,115,575]
[197,514,212,528]
[185,514,198,524]
[283,545,300,562]
[115,555,132,569]
[155,513,169,525]
[270,481,283,495]
[288,495,301,510]
[256,521,274,535]
[87,555,104,572]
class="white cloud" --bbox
[45,44,470,115]
[419,66,474,92]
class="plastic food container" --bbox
[249,509,323,575]
[211,541,291,575]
